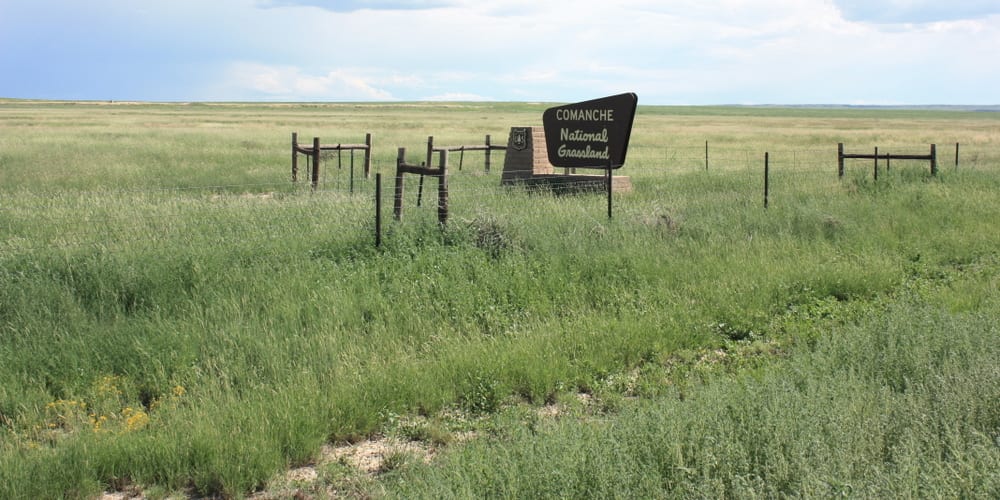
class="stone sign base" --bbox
[501,126,632,193]
[501,126,553,183]
[517,174,633,193]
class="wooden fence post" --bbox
[418,136,432,207]
[311,137,321,189]
[874,146,879,181]
[955,142,959,169]
[364,133,373,178]
[838,142,844,178]
[438,150,449,225]
[485,134,492,173]
[426,136,434,170]
[394,148,406,220]
[291,132,298,182]
[931,144,938,176]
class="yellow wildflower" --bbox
[44,399,87,428]
[90,414,109,433]
[123,407,149,432]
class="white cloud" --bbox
[832,0,1000,23]
[258,0,456,12]
[223,63,395,100]
[4,0,998,103]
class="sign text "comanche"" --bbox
[554,108,615,122]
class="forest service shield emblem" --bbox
[510,127,528,151]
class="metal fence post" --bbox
[375,173,382,247]
[764,152,770,209]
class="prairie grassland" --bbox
[1,100,999,498]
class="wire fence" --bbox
[1,184,369,255]
[3,143,999,256]
[625,143,1000,175]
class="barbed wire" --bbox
[4,144,999,254]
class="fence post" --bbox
[364,133,373,178]
[311,137,321,189]
[418,136,432,207]
[291,132,298,182]
[705,141,709,170]
[426,136,434,169]
[485,134,492,173]
[417,176,425,207]
[873,146,879,181]
[838,142,844,178]
[375,173,382,248]
[764,152,770,209]
[350,149,355,194]
[394,148,405,220]
[931,144,938,176]
[438,150,449,225]
[955,142,959,169]
[607,161,613,219]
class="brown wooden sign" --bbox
[542,92,638,169]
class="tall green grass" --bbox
[1,101,999,497]
[384,296,1000,498]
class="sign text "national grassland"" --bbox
[560,128,609,142]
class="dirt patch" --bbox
[328,437,435,475]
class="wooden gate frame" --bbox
[425,135,506,173]
[394,147,449,224]
[292,132,373,187]
[838,142,937,178]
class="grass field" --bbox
[1,100,999,498]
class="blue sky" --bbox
[1,0,998,104]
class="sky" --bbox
[1,0,998,105]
